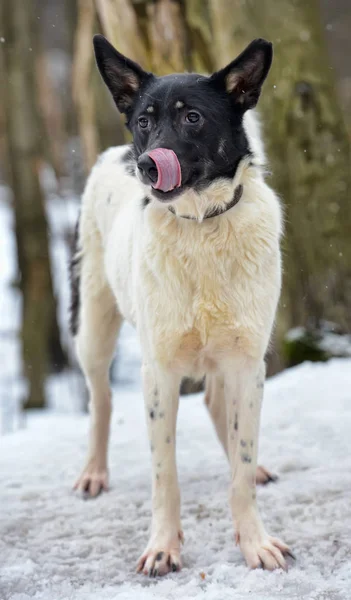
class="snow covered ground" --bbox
[1,357,351,600]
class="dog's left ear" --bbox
[93,34,152,114]
[210,38,273,111]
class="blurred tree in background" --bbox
[0,0,350,409]
[1,0,67,409]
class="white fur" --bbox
[73,110,291,574]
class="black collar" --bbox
[168,184,243,221]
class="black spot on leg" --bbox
[150,443,155,453]
[241,453,252,464]
[234,413,238,431]
[149,409,155,420]
[107,193,112,204]
[156,474,160,481]
[166,436,171,444]
[256,375,264,389]
[153,389,159,408]
[156,552,164,562]
[240,440,247,447]
[250,440,254,448]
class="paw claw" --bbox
[138,532,182,577]
[239,525,292,572]
[256,465,279,486]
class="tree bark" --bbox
[72,0,99,173]
[146,0,190,74]
[96,0,146,64]
[1,0,66,408]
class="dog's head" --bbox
[93,35,272,204]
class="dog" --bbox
[71,34,293,576]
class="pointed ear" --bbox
[210,39,273,111]
[93,34,152,114]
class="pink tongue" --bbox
[147,148,182,192]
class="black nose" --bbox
[137,153,158,184]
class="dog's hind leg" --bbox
[205,374,278,485]
[72,216,122,498]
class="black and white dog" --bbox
[72,34,293,575]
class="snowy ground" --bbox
[1,358,351,600]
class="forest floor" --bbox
[1,357,351,600]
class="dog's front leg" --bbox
[224,357,293,570]
[137,363,183,577]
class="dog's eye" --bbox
[185,111,200,124]
[138,117,149,129]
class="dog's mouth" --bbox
[150,186,184,202]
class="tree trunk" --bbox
[72,0,99,172]
[1,0,66,408]
[96,0,146,63]
[209,0,351,361]
[146,0,190,74]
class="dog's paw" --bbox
[137,531,183,577]
[256,465,279,485]
[73,459,108,498]
[236,516,294,571]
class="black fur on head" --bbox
[93,35,272,201]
